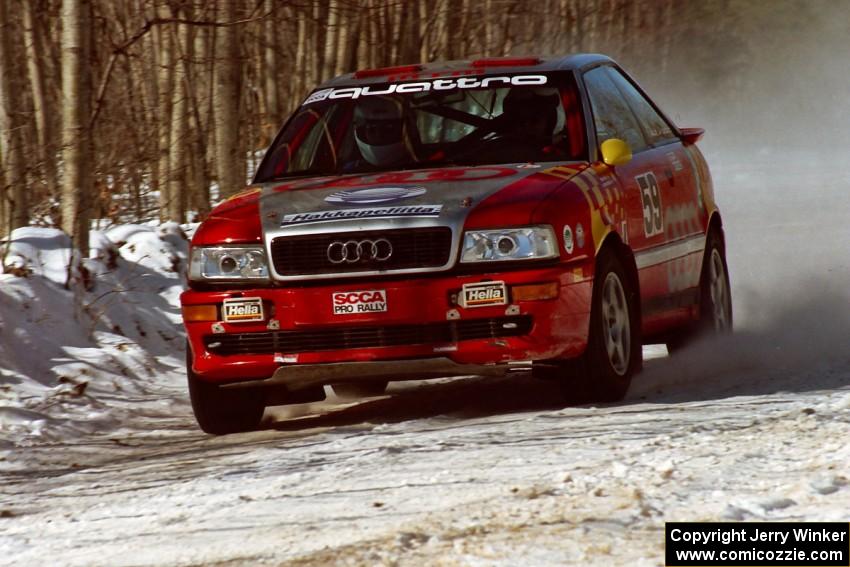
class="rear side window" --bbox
[606,68,677,146]
[582,67,648,153]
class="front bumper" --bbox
[181,264,593,387]
[221,357,522,391]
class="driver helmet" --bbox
[353,97,410,166]
[501,87,563,142]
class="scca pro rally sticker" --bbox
[222,297,264,323]
[332,290,388,315]
[460,281,507,308]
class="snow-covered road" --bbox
[3,347,849,566]
[2,155,850,566]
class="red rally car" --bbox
[181,54,732,434]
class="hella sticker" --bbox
[460,281,507,308]
[332,290,388,315]
[325,186,426,205]
[222,297,264,323]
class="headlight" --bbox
[460,226,558,263]
[189,246,270,281]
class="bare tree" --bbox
[213,1,245,198]
[24,0,59,215]
[263,0,280,125]
[60,0,93,256]
[186,10,211,218]
[0,0,29,232]
[166,7,189,222]
[154,3,174,220]
[0,0,803,234]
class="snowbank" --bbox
[0,224,192,447]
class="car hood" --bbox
[191,162,589,260]
[255,163,582,238]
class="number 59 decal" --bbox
[636,172,663,237]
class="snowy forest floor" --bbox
[1,153,850,566]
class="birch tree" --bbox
[166,9,189,222]
[60,0,93,256]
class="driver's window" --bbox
[607,68,676,146]
[583,66,648,153]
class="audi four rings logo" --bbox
[327,239,393,264]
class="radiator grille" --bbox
[270,227,452,276]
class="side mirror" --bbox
[600,138,632,167]
[680,127,705,144]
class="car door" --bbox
[605,67,707,319]
[581,65,677,323]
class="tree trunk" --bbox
[419,0,431,61]
[484,0,495,54]
[313,0,327,83]
[586,0,599,53]
[0,0,29,231]
[138,0,159,211]
[213,1,245,199]
[501,0,517,55]
[60,0,92,256]
[367,0,379,68]
[264,0,279,124]
[457,0,470,57]
[294,6,308,103]
[204,19,217,185]
[334,2,351,76]
[188,18,210,217]
[380,1,392,65]
[0,143,6,240]
[341,3,363,74]
[322,0,339,81]
[24,0,59,212]
[166,11,188,222]
[154,3,173,221]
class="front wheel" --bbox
[535,248,640,403]
[186,347,265,435]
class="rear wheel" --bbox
[534,248,640,403]
[666,229,732,353]
[331,381,389,399]
[703,237,733,332]
[186,348,265,435]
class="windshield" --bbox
[254,72,587,182]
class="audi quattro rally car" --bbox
[181,54,732,434]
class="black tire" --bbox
[534,248,640,403]
[666,228,732,353]
[331,381,389,399]
[697,229,733,333]
[186,348,265,435]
